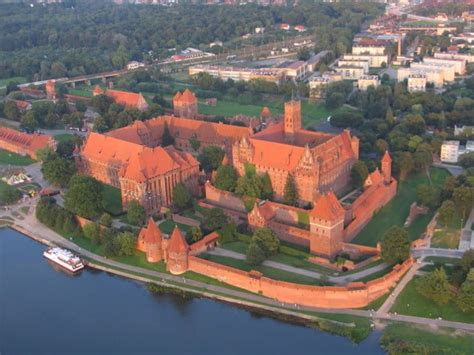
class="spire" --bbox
[382,150,392,163]
[168,226,188,253]
[144,218,162,244]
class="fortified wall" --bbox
[187,255,413,309]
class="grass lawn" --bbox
[199,253,329,286]
[54,133,80,143]
[159,219,191,235]
[0,149,35,166]
[355,266,393,282]
[0,181,22,205]
[68,86,93,97]
[220,238,340,276]
[101,183,122,216]
[352,168,451,246]
[198,98,351,129]
[381,323,474,354]
[431,212,463,249]
[390,276,473,324]
[0,76,27,87]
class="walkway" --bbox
[207,248,389,285]
[411,248,465,259]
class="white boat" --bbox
[43,247,85,273]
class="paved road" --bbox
[411,248,465,259]
[208,248,389,285]
[377,262,422,315]
[432,162,464,177]
[2,201,473,332]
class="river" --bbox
[0,228,385,354]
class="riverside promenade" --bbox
[2,198,474,333]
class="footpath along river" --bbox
[0,228,385,354]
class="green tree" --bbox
[187,226,203,243]
[415,268,453,306]
[201,207,228,233]
[252,227,280,257]
[453,186,474,219]
[380,226,410,265]
[0,185,21,205]
[116,231,136,256]
[4,101,20,121]
[42,157,76,187]
[456,269,474,313]
[103,229,120,257]
[351,160,369,188]
[64,175,104,219]
[198,146,225,173]
[21,111,38,131]
[297,47,310,61]
[172,183,192,210]
[260,172,273,200]
[189,136,200,151]
[246,242,266,266]
[161,121,174,147]
[126,200,145,226]
[214,165,238,192]
[438,200,455,227]
[99,212,112,227]
[235,174,263,198]
[36,147,55,162]
[416,184,440,209]
[397,152,414,181]
[283,174,298,206]
[83,222,101,244]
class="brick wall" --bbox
[187,255,413,309]
[204,182,246,213]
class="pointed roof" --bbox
[365,168,383,187]
[143,218,162,245]
[106,89,147,109]
[93,85,104,95]
[382,150,392,163]
[252,202,275,221]
[221,154,229,166]
[310,192,345,221]
[261,106,271,118]
[181,88,197,104]
[168,226,189,253]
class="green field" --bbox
[101,184,122,216]
[390,276,473,324]
[0,181,22,205]
[158,219,191,235]
[431,212,463,249]
[0,76,28,88]
[68,87,93,97]
[199,253,329,286]
[352,168,451,246]
[0,149,35,166]
[381,323,474,354]
[54,133,80,143]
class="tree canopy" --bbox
[380,226,410,265]
[64,175,104,219]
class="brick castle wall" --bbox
[187,256,413,309]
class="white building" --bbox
[352,45,386,56]
[454,125,474,136]
[126,61,145,70]
[434,52,474,63]
[357,75,380,91]
[309,72,343,99]
[410,62,456,82]
[341,54,388,68]
[407,74,427,93]
[440,140,461,163]
[423,57,466,75]
[335,66,367,80]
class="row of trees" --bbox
[415,250,474,313]
[0,2,382,79]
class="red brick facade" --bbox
[173,89,198,119]
[232,100,359,203]
[0,128,56,160]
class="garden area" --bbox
[101,183,122,216]
[0,149,35,166]
[0,181,22,205]
[352,168,450,246]
[431,212,463,249]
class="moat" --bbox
[0,228,384,354]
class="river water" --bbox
[0,228,385,354]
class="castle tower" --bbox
[166,226,189,275]
[381,151,392,184]
[309,192,345,258]
[173,89,198,119]
[284,100,301,142]
[93,85,105,96]
[45,80,56,100]
[137,218,163,263]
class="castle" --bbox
[232,100,359,203]
[173,89,198,119]
[93,85,149,111]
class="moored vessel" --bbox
[43,247,85,272]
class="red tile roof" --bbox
[141,218,162,245]
[310,192,345,221]
[93,85,104,95]
[382,150,392,163]
[106,89,148,109]
[173,89,197,105]
[0,127,53,154]
[168,226,189,253]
